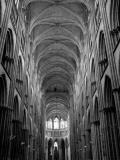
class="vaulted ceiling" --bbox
[25,0,94,120]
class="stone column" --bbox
[0,107,12,160]
[46,139,48,160]
[52,119,54,160]
[94,36,108,159]
[52,141,54,160]
[69,95,74,160]
[59,140,62,160]
[65,141,68,160]
[40,94,46,160]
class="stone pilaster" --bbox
[99,0,120,137]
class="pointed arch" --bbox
[25,74,29,106]
[16,56,23,88]
[23,109,27,129]
[109,0,120,29]
[25,74,29,97]
[98,31,108,79]
[91,59,96,96]
[109,0,120,46]
[94,97,99,122]
[2,29,14,73]
[13,95,19,120]
[85,77,89,108]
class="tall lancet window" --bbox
[60,119,64,129]
[54,117,59,129]
[47,119,52,129]
[65,121,67,128]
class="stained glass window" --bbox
[47,119,52,129]
[54,117,59,129]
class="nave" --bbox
[0,0,120,160]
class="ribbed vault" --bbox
[25,0,92,121]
